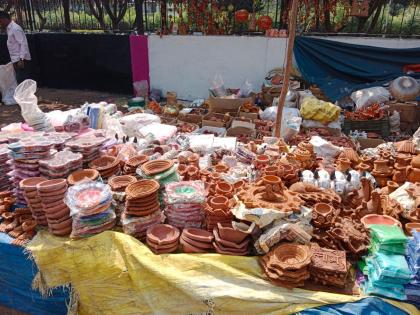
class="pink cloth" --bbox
[129,35,150,92]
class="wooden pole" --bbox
[274,0,299,137]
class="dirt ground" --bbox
[0,88,130,128]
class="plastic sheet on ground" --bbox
[27,231,417,315]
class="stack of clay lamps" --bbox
[0,146,12,192]
[20,177,48,226]
[123,154,149,175]
[0,191,15,215]
[146,224,180,254]
[123,180,163,240]
[37,179,72,236]
[260,243,311,289]
[205,195,234,232]
[213,222,249,255]
[2,207,37,246]
[309,243,349,288]
[67,169,100,186]
[89,155,121,180]
[180,228,214,253]
[108,175,137,225]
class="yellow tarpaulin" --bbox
[27,231,417,315]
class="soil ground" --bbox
[0,88,130,128]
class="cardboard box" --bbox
[208,96,252,114]
[231,119,255,130]
[202,113,233,128]
[238,111,259,120]
[357,138,385,150]
[226,126,256,138]
[387,101,419,123]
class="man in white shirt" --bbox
[0,11,31,83]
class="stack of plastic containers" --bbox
[406,231,420,307]
[164,181,206,229]
[362,225,410,300]
[65,182,116,239]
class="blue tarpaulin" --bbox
[294,36,420,101]
[0,232,69,315]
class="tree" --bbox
[86,0,107,30]
[102,0,128,30]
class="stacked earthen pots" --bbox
[309,243,348,288]
[260,243,311,289]
[213,222,249,255]
[371,159,393,187]
[123,154,149,175]
[20,177,48,226]
[89,155,121,180]
[122,180,163,240]
[146,224,180,254]
[180,228,214,253]
[205,196,234,231]
[38,179,72,236]
[108,175,137,225]
[0,207,37,246]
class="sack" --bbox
[300,97,340,123]
[0,63,17,105]
[351,87,390,109]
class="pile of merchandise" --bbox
[406,231,420,307]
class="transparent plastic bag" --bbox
[14,80,54,131]
[165,181,207,204]
[237,80,253,98]
[369,224,407,245]
[389,110,400,133]
[133,80,149,98]
[0,63,17,105]
[211,74,227,97]
[370,252,411,282]
[351,87,390,110]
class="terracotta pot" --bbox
[187,153,200,166]
[373,160,391,174]
[264,166,279,176]
[146,224,180,246]
[214,163,229,173]
[125,180,160,199]
[89,155,119,171]
[146,238,178,251]
[20,177,47,192]
[407,166,420,183]
[126,154,149,168]
[375,175,389,187]
[395,154,411,167]
[141,160,174,176]
[262,175,281,186]
[254,155,270,167]
[180,234,213,249]
[294,149,311,162]
[356,163,371,172]
[336,158,351,172]
[108,175,137,192]
[312,203,335,228]
[386,181,399,194]
[405,222,420,236]
[360,155,374,165]
[233,180,246,191]
[393,166,407,183]
[209,196,229,211]
[180,236,207,253]
[215,182,234,197]
[66,169,99,184]
[361,214,401,228]
[182,228,214,243]
[216,222,248,244]
[37,179,67,193]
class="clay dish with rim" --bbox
[215,182,234,196]
[38,186,68,197]
[262,175,282,186]
[180,234,213,249]
[126,154,149,168]
[108,175,137,192]
[180,237,207,253]
[271,243,311,270]
[20,177,47,192]
[214,163,229,173]
[147,224,180,246]
[141,160,174,176]
[22,220,37,232]
[213,227,249,249]
[361,214,402,228]
[89,155,119,171]
[125,180,160,199]
[67,169,99,185]
[209,196,229,211]
[146,238,178,251]
[213,241,248,256]
[216,222,248,244]
[37,179,67,193]
[405,222,420,236]
[183,228,214,243]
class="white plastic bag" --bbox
[237,80,253,98]
[14,79,54,131]
[302,118,341,130]
[119,113,161,137]
[139,123,177,143]
[211,74,227,97]
[389,110,400,133]
[0,63,17,105]
[350,87,390,109]
[310,136,342,159]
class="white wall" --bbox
[148,35,420,100]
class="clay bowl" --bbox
[146,224,180,246]
[38,186,68,197]
[180,236,207,253]
[89,155,119,171]
[125,180,160,200]
[147,237,178,251]
[67,169,100,185]
[405,222,420,236]
[262,175,282,186]
[233,180,246,191]
[20,177,47,192]
[126,154,149,168]
[272,243,311,270]
[22,220,37,232]
[209,196,229,211]
[361,214,402,228]
[213,241,248,256]
[49,224,72,236]
[180,233,213,249]
[183,228,214,243]
[37,179,67,193]
[216,222,248,244]
[215,182,234,196]
[108,175,137,192]
[141,160,174,176]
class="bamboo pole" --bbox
[274,0,299,137]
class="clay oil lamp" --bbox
[185,165,199,180]
[20,177,47,193]
[214,163,229,173]
[356,163,372,173]
[407,165,420,183]
[187,153,200,166]
[264,166,280,176]
[394,154,411,168]
[361,214,402,228]
[146,224,180,254]
[37,179,67,194]
[108,175,137,192]
[177,164,187,179]
[67,169,100,186]
[216,222,248,244]
[180,228,214,253]
[215,182,234,198]
[312,203,335,228]
[254,154,270,169]
[336,158,351,172]
[141,160,174,176]
[381,181,399,195]
[411,154,420,169]
[233,180,246,192]
[209,196,229,211]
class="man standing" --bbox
[0,11,31,83]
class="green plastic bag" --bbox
[369,241,407,255]
[368,252,411,282]
[362,278,406,300]
[369,224,407,245]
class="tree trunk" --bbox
[134,0,144,34]
[102,0,128,31]
[160,0,167,34]
[62,0,71,32]
[357,0,382,33]
[323,2,331,32]
[87,0,106,31]
[367,3,384,33]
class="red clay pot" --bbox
[146,224,180,246]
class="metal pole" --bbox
[274,0,298,138]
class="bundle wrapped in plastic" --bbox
[369,224,408,255]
